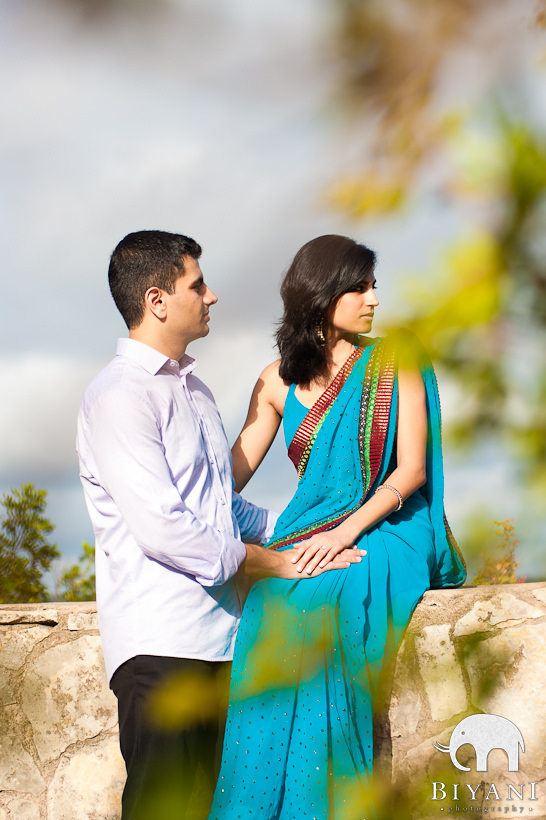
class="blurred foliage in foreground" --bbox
[143,591,527,819]
[327,0,546,582]
[329,0,546,487]
[471,519,526,585]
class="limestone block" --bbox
[67,611,99,631]
[0,667,16,706]
[0,734,44,795]
[532,588,546,606]
[415,624,467,722]
[0,609,58,626]
[5,796,41,820]
[47,735,124,820]
[0,626,52,670]
[463,622,546,768]
[454,593,544,637]
[522,776,546,818]
[391,728,452,784]
[389,689,423,739]
[0,807,8,820]
[20,635,118,764]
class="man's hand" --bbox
[243,541,365,582]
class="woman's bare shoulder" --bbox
[257,359,289,414]
[259,358,282,382]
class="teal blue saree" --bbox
[209,339,465,820]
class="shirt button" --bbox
[219,498,226,505]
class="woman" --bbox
[209,235,465,819]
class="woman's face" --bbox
[327,278,379,339]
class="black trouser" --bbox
[110,655,231,820]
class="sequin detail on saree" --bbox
[208,336,466,820]
[269,340,396,551]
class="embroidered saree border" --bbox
[269,341,394,550]
[268,336,466,587]
[359,338,396,497]
[287,346,364,476]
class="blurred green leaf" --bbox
[471,520,525,586]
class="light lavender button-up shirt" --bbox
[77,338,277,682]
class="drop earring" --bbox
[316,320,325,345]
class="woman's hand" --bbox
[285,363,428,572]
[290,527,366,575]
[243,541,364,582]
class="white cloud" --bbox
[191,329,276,436]
[1,0,543,574]
[0,355,100,480]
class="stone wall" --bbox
[375,581,546,818]
[1,583,546,819]
[0,603,124,820]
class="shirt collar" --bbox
[116,338,196,377]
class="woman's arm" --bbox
[232,360,289,492]
[290,364,428,574]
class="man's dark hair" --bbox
[276,234,376,386]
[108,230,202,329]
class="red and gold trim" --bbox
[287,346,364,477]
[360,339,396,498]
[269,341,395,551]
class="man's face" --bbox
[163,257,218,347]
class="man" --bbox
[77,230,360,819]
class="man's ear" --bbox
[144,286,167,320]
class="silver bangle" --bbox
[375,483,403,511]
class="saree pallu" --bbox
[209,338,465,820]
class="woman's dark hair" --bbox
[276,235,376,386]
[108,230,202,329]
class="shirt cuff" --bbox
[263,510,279,544]
[202,532,247,587]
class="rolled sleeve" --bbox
[232,491,278,545]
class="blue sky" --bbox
[2,0,545,581]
